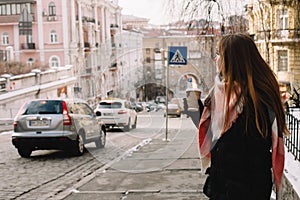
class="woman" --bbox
[198,33,289,200]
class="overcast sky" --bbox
[118,0,171,25]
[118,0,250,25]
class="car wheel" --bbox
[132,117,137,129]
[18,148,32,158]
[95,128,106,148]
[73,134,85,156]
[124,119,131,132]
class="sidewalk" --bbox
[1,116,298,199]
[0,118,13,132]
[59,118,208,200]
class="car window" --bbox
[70,103,92,115]
[68,103,78,114]
[79,103,94,116]
[125,101,131,109]
[98,102,122,108]
[23,100,62,115]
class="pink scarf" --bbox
[198,76,285,194]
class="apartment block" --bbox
[0,0,124,100]
[247,0,300,95]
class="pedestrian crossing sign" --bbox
[168,46,187,65]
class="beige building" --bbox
[141,28,217,101]
[122,15,149,30]
[247,0,300,96]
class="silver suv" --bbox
[12,98,106,157]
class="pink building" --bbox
[0,0,123,100]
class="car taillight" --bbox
[118,110,127,114]
[14,102,27,128]
[62,101,72,125]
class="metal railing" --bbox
[285,107,300,161]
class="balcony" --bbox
[110,24,119,29]
[77,16,95,23]
[20,43,35,50]
[154,48,161,53]
[47,16,57,21]
[293,29,300,38]
[276,29,289,39]
[79,68,92,77]
[77,42,91,51]
[109,62,117,71]
[110,24,118,34]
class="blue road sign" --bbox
[168,46,187,65]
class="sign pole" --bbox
[165,46,187,142]
[165,49,169,141]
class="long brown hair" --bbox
[218,33,289,137]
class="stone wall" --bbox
[0,66,76,118]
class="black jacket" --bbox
[207,108,273,200]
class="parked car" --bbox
[94,99,137,131]
[164,103,181,118]
[12,98,106,158]
[137,102,147,110]
[157,103,166,111]
[146,102,158,112]
[170,98,184,111]
[130,102,143,112]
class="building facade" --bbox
[247,0,300,96]
[142,31,217,100]
[0,0,125,100]
[111,29,144,100]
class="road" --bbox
[0,110,188,200]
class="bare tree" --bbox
[166,0,249,33]
[166,0,223,30]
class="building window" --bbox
[279,9,288,30]
[6,4,11,15]
[11,4,16,15]
[0,5,6,15]
[146,48,150,54]
[26,34,33,43]
[278,50,288,72]
[1,3,32,16]
[50,56,60,67]
[2,32,9,45]
[48,2,56,16]
[27,58,34,66]
[16,4,21,14]
[146,57,151,63]
[50,30,58,43]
